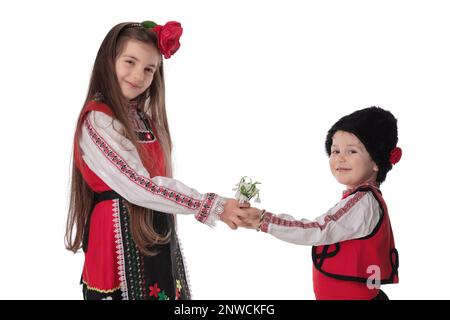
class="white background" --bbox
[1,0,449,299]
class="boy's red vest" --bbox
[312,185,399,287]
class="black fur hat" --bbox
[325,106,400,183]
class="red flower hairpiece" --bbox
[389,147,402,165]
[141,20,183,59]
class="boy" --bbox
[239,107,401,300]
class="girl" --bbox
[65,21,245,300]
[238,107,401,300]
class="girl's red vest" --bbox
[74,100,166,192]
[312,185,399,291]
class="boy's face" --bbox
[329,130,379,190]
[115,39,160,100]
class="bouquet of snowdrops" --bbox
[233,176,261,204]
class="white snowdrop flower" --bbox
[233,176,261,203]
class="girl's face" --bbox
[329,130,379,190]
[115,38,160,100]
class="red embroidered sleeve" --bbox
[79,111,224,225]
[261,192,381,246]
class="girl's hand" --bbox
[220,199,249,230]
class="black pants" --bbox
[372,290,389,300]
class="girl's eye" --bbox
[331,150,339,154]
[145,68,154,73]
[125,60,134,65]
[348,150,357,154]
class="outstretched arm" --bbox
[235,191,381,245]
[80,111,243,228]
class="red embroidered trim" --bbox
[267,192,366,231]
[260,212,273,233]
[85,118,201,210]
[195,193,217,223]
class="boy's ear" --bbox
[373,163,379,172]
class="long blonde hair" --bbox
[65,22,173,256]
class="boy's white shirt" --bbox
[79,111,224,226]
[266,191,381,246]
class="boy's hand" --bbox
[233,207,263,229]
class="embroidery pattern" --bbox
[260,212,273,233]
[85,117,203,211]
[111,197,189,300]
[149,283,161,298]
[112,199,129,300]
[136,110,157,144]
[116,199,146,300]
[267,192,366,231]
[158,290,169,300]
[92,92,104,102]
[127,105,157,144]
[176,280,182,299]
[82,281,121,294]
[195,193,217,223]
[136,130,156,143]
[174,235,191,299]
